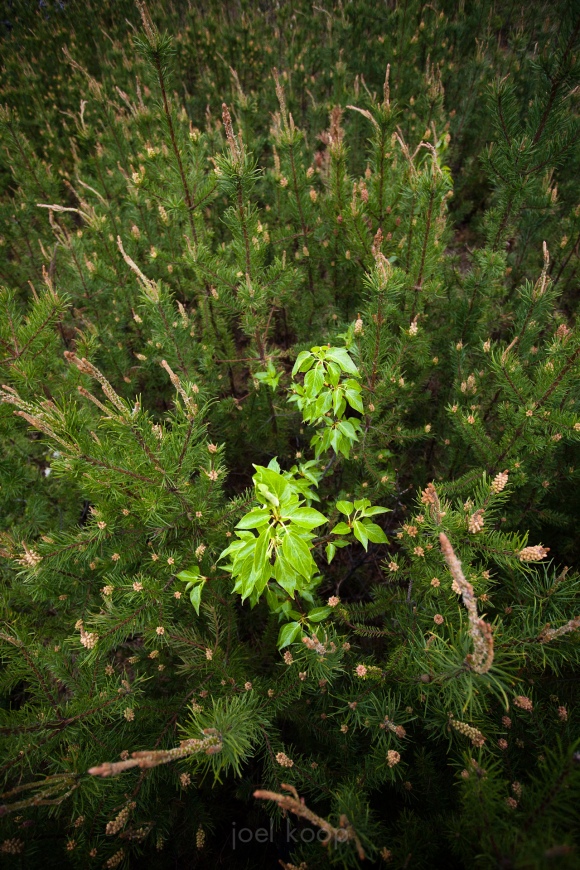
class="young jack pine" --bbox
[0,2,580,868]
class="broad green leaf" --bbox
[345,389,364,413]
[256,483,279,507]
[338,419,358,440]
[253,562,271,598]
[283,506,327,529]
[266,587,284,612]
[224,536,255,566]
[273,550,297,597]
[314,390,332,418]
[292,351,313,377]
[339,435,351,459]
[277,621,302,649]
[336,500,353,515]
[240,557,268,602]
[362,505,390,516]
[353,520,369,551]
[354,498,371,511]
[326,542,336,563]
[219,540,245,561]
[276,570,298,598]
[253,529,270,572]
[332,522,351,535]
[330,427,341,454]
[236,509,271,529]
[325,347,359,374]
[236,551,254,578]
[304,364,325,397]
[307,606,332,622]
[282,532,313,580]
[362,522,388,544]
[326,362,341,386]
[177,567,201,582]
[189,583,203,615]
[254,467,290,500]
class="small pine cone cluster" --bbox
[302,633,336,655]
[276,752,294,768]
[421,482,437,505]
[1,838,24,855]
[468,509,485,534]
[106,803,135,836]
[18,544,42,567]
[196,826,205,849]
[383,718,406,739]
[105,849,125,869]
[450,720,486,747]
[386,750,401,767]
[491,471,509,493]
[80,628,99,649]
[518,545,549,562]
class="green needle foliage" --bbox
[0,1,580,868]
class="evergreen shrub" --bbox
[0,1,579,867]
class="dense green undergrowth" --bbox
[0,1,580,867]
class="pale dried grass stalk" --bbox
[439,533,494,674]
[89,730,222,778]
[253,783,365,860]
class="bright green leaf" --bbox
[177,567,201,582]
[354,498,371,511]
[283,506,327,529]
[332,522,351,535]
[292,351,313,377]
[338,419,358,441]
[307,606,332,622]
[345,389,364,413]
[362,522,388,544]
[353,520,369,551]
[304,365,325,397]
[253,529,270,572]
[282,532,313,580]
[362,505,390,517]
[277,621,302,649]
[236,509,271,529]
[336,500,353,515]
[189,583,203,615]
[325,347,359,375]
